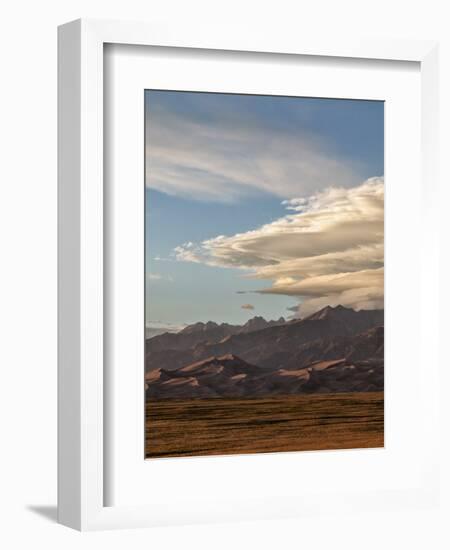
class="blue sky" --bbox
[145,91,384,327]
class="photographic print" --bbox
[144,91,384,459]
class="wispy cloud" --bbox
[146,272,174,282]
[174,178,384,315]
[146,106,364,203]
[146,321,185,332]
[147,272,162,280]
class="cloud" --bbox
[147,272,162,280]
[241,303,255,310]
[174,178,384,315]
[146,105,364,202]
[146,272,174,282]
[146,321,186,333]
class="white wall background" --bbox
[0,1,449,548]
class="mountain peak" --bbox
[243,315,266,325]
[180,321,219,334]
[303,305,384,333]
[305,304,354,321]
[239,315,286,334]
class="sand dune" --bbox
[146,352,383,399]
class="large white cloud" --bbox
[146,108,365,202]
[174,178,384,315]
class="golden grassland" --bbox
[145,392,384,458]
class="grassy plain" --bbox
[145,392,384,458]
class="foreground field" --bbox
[145,392,384,458]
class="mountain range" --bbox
[145,305,384,399]
[147,316,286,353]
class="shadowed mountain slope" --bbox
[147,316,286,354]
[145,305,383,373]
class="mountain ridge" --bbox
[146,305,383,373]
[147,315,287,353]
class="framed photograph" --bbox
[143,90,385,459]
[58,19,440,530]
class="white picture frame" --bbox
[58,18,440,531]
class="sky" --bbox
[145,91,384,329]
